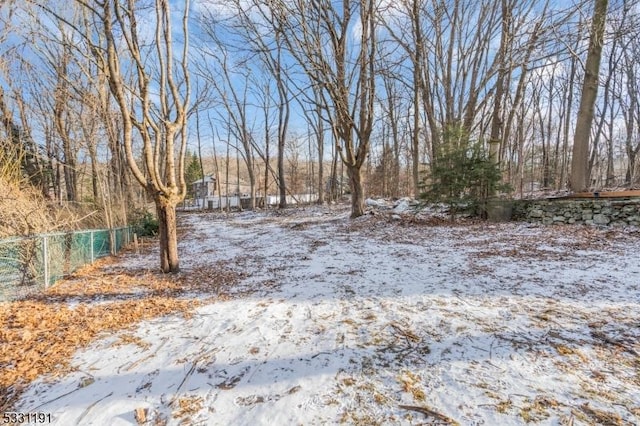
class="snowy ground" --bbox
[15,205,640,425]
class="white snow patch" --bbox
[16,208,640,425]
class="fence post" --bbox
[43,235,49,288]
[109,228,115,256]
[90,230,95,263]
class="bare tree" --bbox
[242,2,291,208]
[570,0,608,192]
[0,6,49,196]
[621,39,640,185]
[377,63,407,198]
[50,39,79,202]
[268,0,377,217]
[302,83,327,204]
[196,48,258,209]
[82,0,192,272]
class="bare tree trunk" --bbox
[316,120,325,204]
[52,47,78,202]
[330,131,339,202]
[623,81,640,185]
[208,113,224,211]
[271,0,377,218]
[189,105,204,209]
[605,84,617,187]
[560,55,577,189]
[314,88,325,204]
[277,125,286,208]
[570,0,608,192]
[97,0,190,272]
[488,0,512,169]
[347,165,364,217]
[248,142,256,210]
[156,199,179,272]
[225,128,231,212]
[261,87,271,207]
[410,0,422,198]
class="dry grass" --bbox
[573,403,628,425]
[0,177,56,238]
[171,395,204,421]
[397,370,426,402]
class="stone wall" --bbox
[513,198,640,226]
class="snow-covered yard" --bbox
[11,205,640,425]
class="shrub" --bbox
[420,127,510,217]
[130,209,159,237]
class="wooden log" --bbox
[554,190,640,199]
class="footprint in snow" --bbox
[234,388,299,407]
[234,395,265,406]
[215,366,250,390]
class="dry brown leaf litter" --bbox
[0,253,242,412]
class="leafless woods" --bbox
[1,0,639,268]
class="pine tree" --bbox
[420,127,509,217]
[185,152,203,198]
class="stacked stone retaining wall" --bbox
[513,198,640,226]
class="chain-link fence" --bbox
[0,227,132,302]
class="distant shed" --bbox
[191,176,216,199]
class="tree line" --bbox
[0,0,635,271]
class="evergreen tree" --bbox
[185,151,203,197]
[420,127,509,217]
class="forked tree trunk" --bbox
[155,198,180,273]
[347,165,365,218]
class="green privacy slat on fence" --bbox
[0,238,43,301]
[71,232,89,270]
[115,229,123,252]
[46,234,66,286]
[93,230,111,259]
[0,227,132,302]
[0,241,21,280]
[114,227,132,252]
